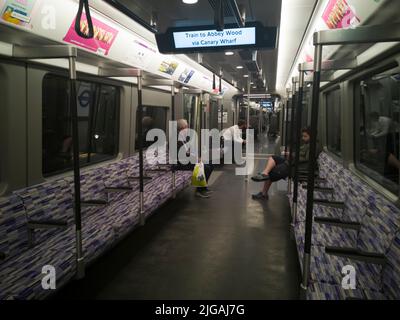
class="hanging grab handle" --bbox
[75,0,94,39]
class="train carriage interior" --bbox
[1,0,400,305]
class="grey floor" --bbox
[54,133,301,300]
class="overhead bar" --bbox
[182,88,203,94]
[301,58,357,72]
[313,22,400,45]
[13,45,77,59]
[142,78,175,87]
[98,67,141,77]
[304,73,334,83]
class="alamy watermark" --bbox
[41,265,56,290]
[341,265,356,290]
[144,121,254,176]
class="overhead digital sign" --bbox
[156,22,277,54]
[173,27,256,49]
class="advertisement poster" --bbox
[322,0,360,29]
[63,14,118,56]
[178,68,195,84]
[1,0,37,28]
[158,60,179,76]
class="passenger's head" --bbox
[237,119,247,130]
[302,127,312,144]
[177,119,189,132]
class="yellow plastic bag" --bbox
[191,162,208,187]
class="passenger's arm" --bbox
[233,127,244,144]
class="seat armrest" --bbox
[325,246,387,265]
[301,185,334,193]
[81,199,108,207]
[105,186,133,193]
[314,199,345,209]
[298,176,327,183]
[314,217,361,231]
[147,168,171,172]
[129,176,153,180]
[0,251,5,261]
[28,220,69,229]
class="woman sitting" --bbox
[251,127,313,200]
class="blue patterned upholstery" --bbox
[0,152,192,300]
[0,196,28,259]
[0,244,75,300]
[306,282,385,300]
[306,232,400,300]
[14,180,74,224]
[293,152,400,300]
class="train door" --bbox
[183,93,199,130]
[209,97,219,130]
[0,60,27,194]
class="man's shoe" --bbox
[251,174,270,182]
[196,190,210,198]
[251,192,269,200]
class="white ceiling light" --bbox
[225,51,234,56]
[243,75,249,78]
[182,0,198,4]
[236,65,243,69]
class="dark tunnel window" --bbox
[42,74,120,176]
[354,67,400,195]
[135,105,168,150]
[326,88,342,157]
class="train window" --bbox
[42,75,120,176]
[136,105,168,149]
[183,94,197,129]
[355,67,400,195]
[326,88,342,156]
[209,99,219,130]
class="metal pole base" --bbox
[76,257,85,279]
[139,192,145,226]
[172,172,176,199]
[75,230,85,279]
[299,284,308,300]
[301,252,311,290]
[291,202,297,227]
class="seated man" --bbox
[251,127,313,200]
[175,119,214,198]
[222,119,247,164]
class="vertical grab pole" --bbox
[220,102,224,131]
[292,66,305,227]
[137,72,145,226]
[288,78,297,195]
[69,56,85,279]
[171,85,176,198]
[284,93,290,157]
[245,80,250,181]
[301,44,323,291]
